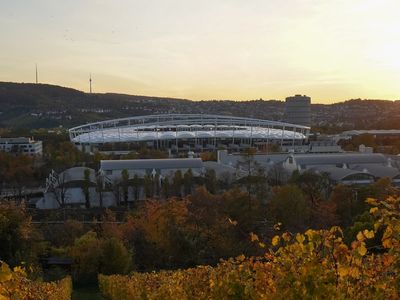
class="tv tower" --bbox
[35,64,38,84]
[89,73,92,94]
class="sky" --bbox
[1,0,400,103]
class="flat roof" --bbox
[100,158,203,170]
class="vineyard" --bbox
[99,196,400,299]
[0,263,72,300]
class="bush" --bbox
[0,262,72,300]
[99,196,400,299]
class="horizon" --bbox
[1,1,399,103]
[2,80,400,105]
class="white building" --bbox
[39,167,115,209]
[283,153,400,185]
[100,158,204,181]
[0,137,42,155]
[69,114,310,153]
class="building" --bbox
[40,167,105,209]
[38,158,206,208]
[69,114,310,154]
[284,95,311,127]
[334,129,400,144]
[282,153,400,186]
[100,158,204,181]
[0,137,42,156]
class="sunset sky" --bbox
[1,0,399,103]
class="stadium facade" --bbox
[69,114,310,153]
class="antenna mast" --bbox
[35,64,38,84]
[89,73,92,94]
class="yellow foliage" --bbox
[0,262,72,300]
[98,195,400,300]
[271,235,280,246]
[250,232,259,242]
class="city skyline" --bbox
[1,0,400,103]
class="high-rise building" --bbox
[284,94,311,127]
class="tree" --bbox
[183,169,193,196]
[96,171,105,208]
[204,169,217,194]
[132,174,141,201]
[121,169,130,206]
[47,171,69,208]
[236,150,266,202]
[269,185,310,232]
[290,170,331,207]
[100,238,132,275]
[69,231,102,284]
[172,170,183,197]
[144,174,153,198]
[267,164,288,186]
[0,202,38,266]
[112,179,121,206]
[82,168,91,209]
[329,184,356,227]
[162,177,170,199]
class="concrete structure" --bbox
[40,167,114,209]
[283,153,400,186]
[69,114,310,153]
[0,137,42,156]
[282,140,343,153]
[38,159,207,208]
[100,158,204,181]
[284,95,311,127]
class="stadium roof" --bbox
[69,114,310,144]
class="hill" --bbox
[0,81,399,132]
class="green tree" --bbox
[204,169,217,194]
[82,168,91,209]
[96,172,104,208]
[132,174,141,201]
[121,169,130,206]
[183,169,193,196]
[172,170,183,197]
[269,185,310,232]
[162,177,170,199]
[144,174,153,198]
[69,231,102,284]
[100,238,132,275]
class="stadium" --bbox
[69,114,310,153]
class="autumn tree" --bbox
[0,202,38,266]
[329,184,357,227]
[269,185,310,232]
[290,170,331,206]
